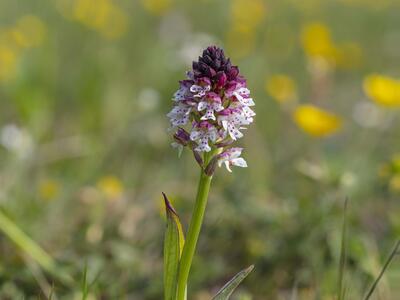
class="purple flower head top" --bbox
[167,46,255,173]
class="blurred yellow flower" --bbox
[74,0,128,39]
[293,105,342,137]
[335,42,363,69]
[363,74,400,107]
[266,75,297,103]
[339,0,392,9]
[226,0,266,59]
[56,0,128,39]
[231,0,266,29]
[97,175,124,200]
[389,174,400,193]
[39,179,60,201]
[0,44,18,81]
[301,22,338,64]
[392,154,400,171]
[12,15,47,48]
[226,25,256,59]
[141,0,172,16]
[379,154,400,193]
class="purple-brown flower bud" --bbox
[173,127,190,146]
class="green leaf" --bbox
[163,193,185,300]
[212,265,254,300]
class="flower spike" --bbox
[167,46,255,172]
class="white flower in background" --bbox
[0,124,34,159]
[138,88,160,112]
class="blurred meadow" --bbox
[1,0,400,299]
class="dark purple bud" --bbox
[173,127,190,146]
[203,55,213,65]
[206,92,221,103]
[199,62,208,73]
[216,72,227,88]
[212,59,221,70]
[207,67,216,78]
[197,77,211,86]
[228,66,239,80]
[225,58,232,71]
[192,46,234,81]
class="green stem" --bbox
[176,149,217,300]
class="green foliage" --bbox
[0,0,400,298]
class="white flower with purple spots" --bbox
[190,121,218,152]
[167,103,192,126]
[173,80,193,101]
[217,108,249,140]
[218,147,247,172]
[233,87,255,106]
[241,106,256,123]
[190,84,211,98]
[198,92,224,121]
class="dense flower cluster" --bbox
[167,46,255,172]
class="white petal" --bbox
[231,158,247,168]
[221,119,228,130]
[198,101,208,111]
[213,102,224,112]
[190,85,203,93]
[227,122,243,140]
[237,87,250,96]
[190,130,202,141]
[243,106,256,117]
[201,108,216,121]
[240,97,255,106]
[207,128,218,141]
[195,136,210,152]
[224,161,232,172]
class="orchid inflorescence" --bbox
[167,46,255,173]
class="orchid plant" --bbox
[163,46,255,300]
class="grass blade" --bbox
[81,264,89,300]
[363,240,400,300]
[212,265,254,300]
[0,208,73,285]
[337,198,348,300]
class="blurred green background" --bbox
[1,0,400,299]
